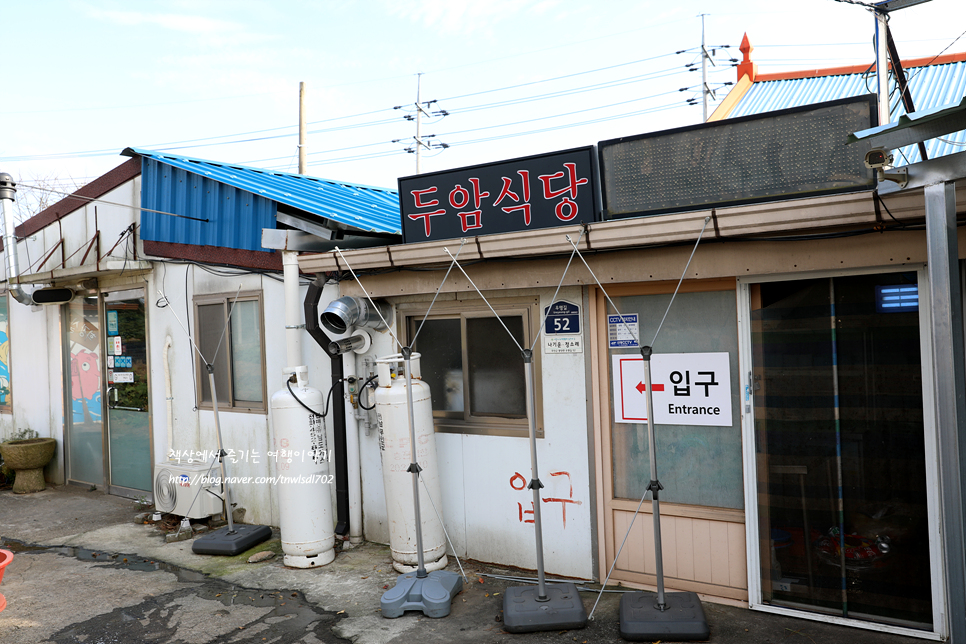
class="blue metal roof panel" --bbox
[125,147,401,235]
[140,157,277,252]
[729,59,966,164]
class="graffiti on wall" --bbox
[509,470,582,528]
[68,311,101,424]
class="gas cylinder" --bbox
[374,353,448,573]
[270,366,335,568]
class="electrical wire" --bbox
[1,45,716,164]
[358,374,378,411]
[285,378,337,418]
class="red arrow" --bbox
[636,382,664,394]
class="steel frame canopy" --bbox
[849,94,966,642]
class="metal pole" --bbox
[924,181,966,642]
[298,82,307,174]
[208,366,235,534]
[829,278,848,616]
[524,350,548,600]
[701,14,709,122]
[403,348,427,578]
[641,347,667,609]
[415,74,422,175]
[874,11,891,126]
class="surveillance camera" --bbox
[864,148,893,170]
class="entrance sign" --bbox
[398,146,599,243]
[611,352,732,426]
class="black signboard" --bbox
[398,146,599,244]
[599,94,878,219]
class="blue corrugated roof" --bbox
[728,57,966,164]
[123,147,401,235]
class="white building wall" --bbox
[352,285,595,579]
[145,265,339,528]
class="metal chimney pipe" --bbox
[0,173,33,306]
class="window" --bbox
[402,296,542,437]
[0,294,9,410]
[194,291,266,412]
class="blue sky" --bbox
[1,0,962,211]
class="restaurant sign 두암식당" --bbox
[398,146,599,243]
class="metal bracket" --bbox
[878,166,909,189]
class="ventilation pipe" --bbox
[321,296,392,335]
[0,173,32,306]
[305,286,393,538]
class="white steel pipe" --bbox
[282,251,302,369]
[344,352,364,545]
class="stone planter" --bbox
[0,438,56,494]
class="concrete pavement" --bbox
[0,485,930,643]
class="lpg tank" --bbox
[270,366,335,568]
[374,353,448,573]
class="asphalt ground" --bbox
[0,485,930,643]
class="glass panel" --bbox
[466,316,525,417]
[411,318,463,412]
[0,295,9,408]
[197,303,230,404]
[66,297,103,486]
[229,300,263,403]
[107,297,151,492]
[753,273,931,629]
[610,290,743,509]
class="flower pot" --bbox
[0,438,57,494]
[0,548,12,613]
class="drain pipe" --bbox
[163,335,174,456]
[304,278,350,536]
[0,173,33,306]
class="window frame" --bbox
[399,295,544,438]
[193,290,267,414]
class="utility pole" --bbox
[700,14,716,122]
[394,74,447,172]
[415,73,430,174]
[299,81,307,174]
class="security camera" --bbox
[864,148,893,170]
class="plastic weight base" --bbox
[381,570,463,619]
[619,590,709,641]
[191,524,273,556]
[502,582,587,633]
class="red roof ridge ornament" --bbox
[738,32,757,82]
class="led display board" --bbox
[599,95,878,219]
[398,146,599,244]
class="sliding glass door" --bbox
[750,272,932,629]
